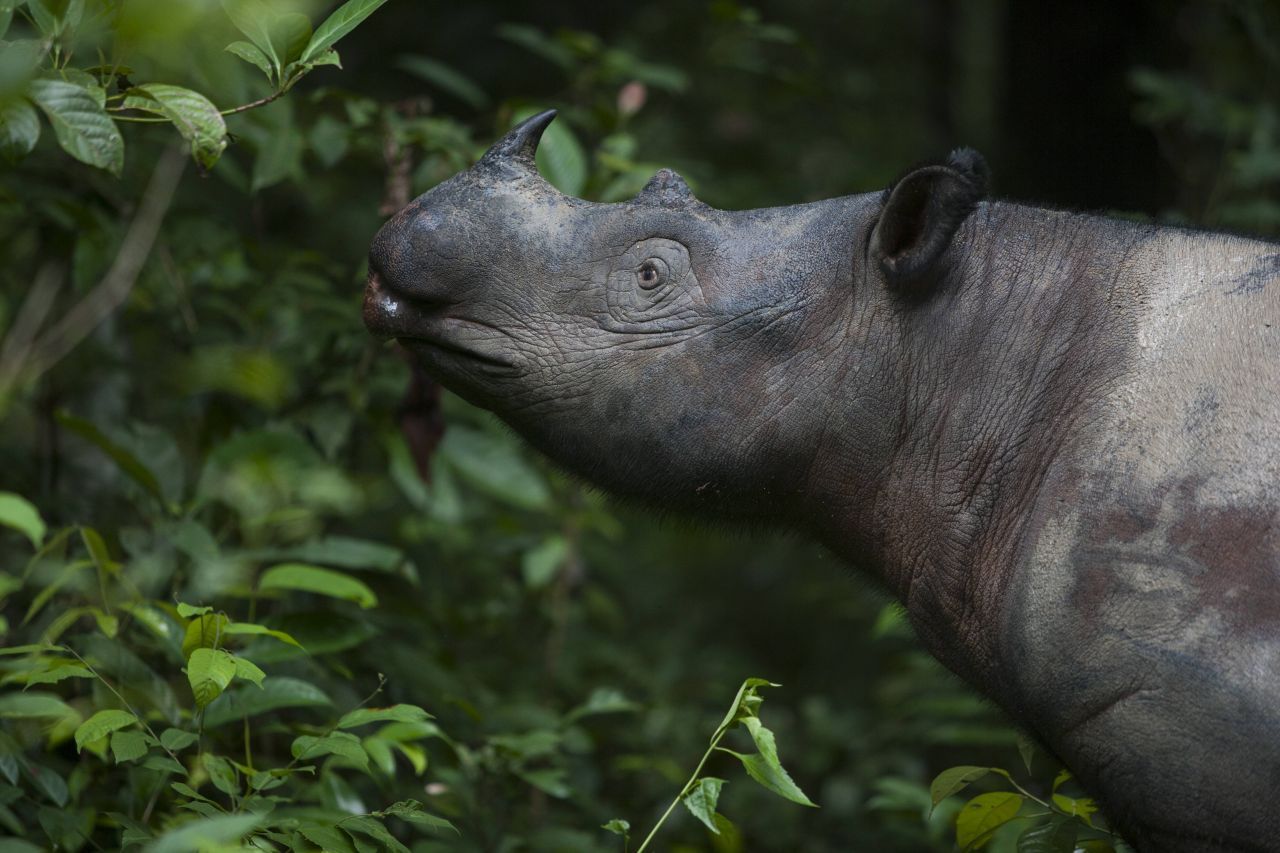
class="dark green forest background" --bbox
[0,0,1277,850]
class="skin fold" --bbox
[364,111,1280,852]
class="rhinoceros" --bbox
[364,110,1280,852]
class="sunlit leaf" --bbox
[186,648,237,708]
[259,563,377,608]
[0,492,44,548]
[957,792,1024,852]
[232,655,265,688]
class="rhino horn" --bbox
[478,109,557,174]
[635,168,696,207]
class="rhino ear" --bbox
[869,148,988,293]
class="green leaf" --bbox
[380,800,458,833]
[682,777,726,834]
[342,815,409,853]
[27,0,84,37]
[1016,817,1078,853]
[722,748,816,807]
[160,728,199,752]
[291,731,368,770]
[183,612,230,660]
[0,97,38,162]
[187,648,237,708]
[715,677,777,734]
[0,492,44,548]
[24,658,93,686]
[601,818,630,838]
[930,765,992,808]
[299,823,359,853]
[222,621,304,649]
[232,655,265,688]
[74,708,137,752]
[299,47,340,69]
[25,762,68,806]
[122,84,227,170]
[395,55,489,110]
[26,77,123,174]
[224,40,273,80]
[259,563,377,608]
[512,106,586,196]
[521,534,567,589]
[0,644,59,656]
[0,692,77,720]
[338,703,433,729]
[202,676,331,727]
[300,0,390,64]
[957,792,1025,852]
[221,0,279,77]
[564,687,641,722]
[176,603,212,618]
[269,12,311,68]
[56,413,166,504]
[110,729,149,763]
[1051,793,1098,828]
[201,753,239,797]
[148,814,264,853]
[80,526,115,574]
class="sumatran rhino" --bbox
[364,110,1280,852]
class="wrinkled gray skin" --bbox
[365,111,1280,852]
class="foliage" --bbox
[928,758,1117,852]
[0,0,1271,850]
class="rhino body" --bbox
[365,111,1280,852]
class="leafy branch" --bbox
[606,678,817,852]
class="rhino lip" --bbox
[363,273,516,369]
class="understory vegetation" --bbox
[0,0,1276,850]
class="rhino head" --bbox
[364,109,987,526]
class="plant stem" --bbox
[634,726,730,853]
[61,645,184,768]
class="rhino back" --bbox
[1008,233,1280,849]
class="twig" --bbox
[0,263,64,401]
[21,146,186,382]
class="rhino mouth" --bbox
[363,272,517,370]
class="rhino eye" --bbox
[636,258,668,290]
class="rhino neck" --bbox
[809,201,1155,686]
